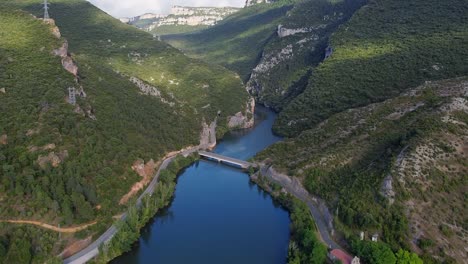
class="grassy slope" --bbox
[256,77,468,263]
[274,0,468,136]
[164,1,296,80]
[0,0,248,261]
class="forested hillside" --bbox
[274,0,468,136]
[165,0,468,263]
[257,78,467,263]
[165,0,367,111]
[246,0,366,111]
[164,1,296,80]
[0,0,250,262]
[254,0,467,262]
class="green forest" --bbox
[274,0,468,136]
[165,0,297,80]
[0,0,249,262]
[1,0,467,262]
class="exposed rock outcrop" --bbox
[277,25,310,38]
[0,134,7,145]
[129,77,175,106]
[245,0,271,7]
[119,159,157,205]
[62,56,79,76]
[228,97,255,128]
[28,143,56,153]
[37,150,69,168]
[132,159,156,179]
[0,88,5,94]
[123,6,239,32]
[43,18,61,38]
[53,41,78,77]
[247,45,294,102]
[199,118,217,150]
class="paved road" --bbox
[63,149,197,264]
[259,165,342,250]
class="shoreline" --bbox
[63,113,257,263]
[63,146,202,264]
[250,164,352,259]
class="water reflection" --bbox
[112,106,289,264]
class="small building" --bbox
[372,233,379,242]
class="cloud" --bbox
[87,0,245,18]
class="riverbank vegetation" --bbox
[253,174,327,264]
[91,154,198,263]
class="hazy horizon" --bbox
[87,0,245,18]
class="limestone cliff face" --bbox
[244,0,272,7]
[123,6,239,33]
[199,118,217,150]
[52,39,79,77]
[246,4,347,111]
[228,97,255,129]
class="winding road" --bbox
[258,165,343,251]
[63,147,199,264]
[64,148,345,263]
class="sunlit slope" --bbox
[274,0,468,136]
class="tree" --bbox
[0,242,6,262]
[309,243,327,264]
[4,236,32,264]
[395,249,423,264]
[354,241,396,264]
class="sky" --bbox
[87,0,246,18]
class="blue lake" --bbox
[113,106,290,264]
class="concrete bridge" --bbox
[198,151,257,170]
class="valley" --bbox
[0,0,466,263]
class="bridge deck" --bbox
[198,151,257,169]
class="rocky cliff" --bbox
[245,0,272,7]
[246,0,365,111]
[122,6,239,35]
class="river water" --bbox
[113,106,290,264]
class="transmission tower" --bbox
[43,0,50,20]
[68,87,76,105]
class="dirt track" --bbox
[0,220,97,233]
